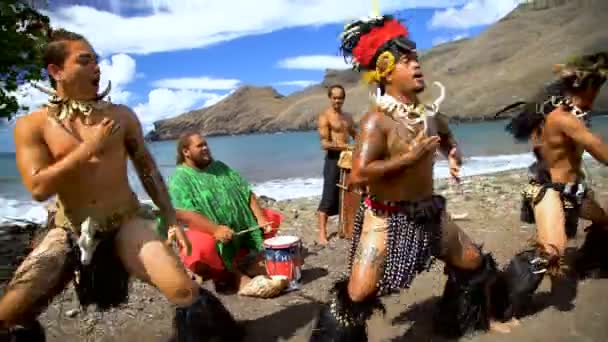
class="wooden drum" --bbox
[337,150,361,239]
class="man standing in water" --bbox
[316,84,357,245]
[0,29,241,341]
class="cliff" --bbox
[147,0,608,141]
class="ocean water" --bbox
[1,116,607,224]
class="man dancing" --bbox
[310,15,504,341]
[317,84,357,245]
[0,29,241,341]
[494,52,608,321]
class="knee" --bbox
[347,280,376,302]
[540,242,564,257]
[167,281,200,306]
[452,244,483,271]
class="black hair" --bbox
[43,29,89,88]
[327,84,345,98]
[497,52,607,142]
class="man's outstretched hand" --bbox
[256,217,273,234]
[213,225,235,243]
[167,224,192,256]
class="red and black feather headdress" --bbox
[340,15,416,71]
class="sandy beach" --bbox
[2,161,608,341]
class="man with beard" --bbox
[162,132,284,297]
[493,51,608,323]
[317,84,357,245]
[310,15,508,341]
[0,29,242,341]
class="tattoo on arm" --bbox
[354,246,384,266]
[124,110,177,223]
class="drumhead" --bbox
[264,235,300,249]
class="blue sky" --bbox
[10,0,521,133]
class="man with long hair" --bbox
[162,132,285,297]
[494,52,608,323]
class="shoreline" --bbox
[0,153,601,226]
[144,112,608,142]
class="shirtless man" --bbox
[316,84,357,245]
[496,51,608,321]
[0,29,241,341]
[310,15,505,341]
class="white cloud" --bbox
[11,83,50,114]
[274,80,318,88]
[11,53,139,111]
[151,77,241,90]
[277,55,351,70]
[4,48,231,135]
[133,88,230,132]
[46,0,468,56]
[99,53,137,104]
[429,0,520,29]
[432,32,469,46]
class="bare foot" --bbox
[317,236,329,246]
[489,321,512,334]
[505,318,521,327]
[235,270,253,292]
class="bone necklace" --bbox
[32,81,113,125]
[539,95,590,120]
[371,81,446,136]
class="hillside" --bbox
[147,0,608,141]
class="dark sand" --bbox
[3,162,608,341]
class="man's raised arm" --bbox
[558,112,608,165]
[14,113,106,201]
[350,112,440,185]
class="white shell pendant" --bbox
[78,217,101,265]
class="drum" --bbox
[337,150,361,239]
[263,235,303,288]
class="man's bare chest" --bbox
[328,115,350,132]
[42,113,126,161]
[386,120,423,155]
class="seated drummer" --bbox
[159,132,274,293]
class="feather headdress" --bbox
[339,15,415,73]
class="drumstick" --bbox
[235,222,273,236]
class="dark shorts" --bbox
[318,151,341,216]
[520,161,588,239]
